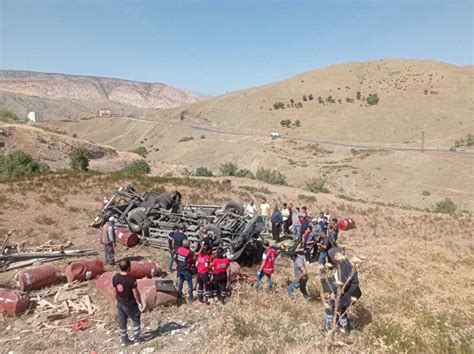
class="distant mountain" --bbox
[0,70,204,120]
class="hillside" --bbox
[0,70,204,120]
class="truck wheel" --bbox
[127,208,147,233]
[222,201,244,215]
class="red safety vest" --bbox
[177,247,193,270]
[212,257,230,275]
[262,247,276,275]
[196,254,210,274]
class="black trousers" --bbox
[213,273,228,304]
[271,222,281,242]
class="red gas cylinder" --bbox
[66,260,105,283]
[16,264,57,292]
[95,272,116,302]
[115,227,139,248]
[129,260,158,279]
[229,261,241,282]
[338,218,357,231]
[0,288,30,316]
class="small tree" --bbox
[466,134,474,146]
[366,93,379,106]
[280,119,291,127]
[121,160,151,174]
[0,150,49,181]
[326,95,333,103]
[131,146,147,158]
[308,94,314,100]
[220,162,239,176]
[318,96,324,104]
[356,91,361,100]
[305,178,330,193]
[303,95,307,101]
[234,169,255,179]
[195,167,213,177]
[434,198,457,214]
[294,120,301,127]
[70,148,91,171]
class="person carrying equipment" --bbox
[256,240,277,292]
[211,247,231,304]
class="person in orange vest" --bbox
[256,240,277,292]
[211,247,231,304]
[100,216,117,265]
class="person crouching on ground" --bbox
[288,252,309,301]
[101,216,117,266]
[211,247,231,304]
[257,240,277,292]
[175,239,194,301]
[113,258,144,346]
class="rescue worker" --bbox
[175,239,194,301]
[112,258,144,346]
[288,251,309,301]
[196,244,211,305]
[100,216,117,265]
[211,247,231,304]
[325,247,361,333]
[167,226,178,272]
[256,240,277,292]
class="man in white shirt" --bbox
[324,209,332,221]
[260,198,271,235]
[282,203,290,236]
[246,200,257,218]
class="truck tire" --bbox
[127,208,147,233]
[222,201,244,215]
[155,194,173,210]
[205,224,222,246]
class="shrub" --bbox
[255,167,288,185]
[366,93,380,106]
[195,167,213,177]
[294,120,301,127]
[273,102,285,110]
[200,135,206,139]
[468,134,474,146]
[72,133,78,138]
[131,146,148,158]
[220,162,239,176]
[121,160,151,175]
[0,150,49,181]
[434,198,457,214]
[290,99,294,104]
[305,178,330,193]
[308,94,314,100]
[302,95,307,101]
[0,110,19,122]
[356,91,361,100]
[280,119,291,128]
[234,169,255,179]
[346,97,354,103]
[325,95,333,103]
[317,97,324,104]
[422,190,431,197]
[178,136,194,143]
[70,148,91,171]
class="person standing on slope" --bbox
[100,216,117,266]
[256,240,277,292]
[271,205,283,243]
[260,198,271,235]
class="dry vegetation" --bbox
[0,172,472,352]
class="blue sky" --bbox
[1,0,472,95]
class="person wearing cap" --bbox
[288,252,309,301]
[256,240,277,292]
[325,247,361,333]
[100,216,117,265]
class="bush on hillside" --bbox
[131,146,148,158]
[302,95,307,101]
[356,91,361,100]
[121,160,151,175]
[305,178,330,193]
[366,93,380,106]
[0,150,49,181]
[317,96,324,104]
[434,198,457,214]
[219,162,239,176]
[234,169,255,179]
[308,94,314,101]
[280,119,291,128]
[255,167,288,186]
[70,148,91,171]
[178,136,194,143]
[195,167,214,177]
[0,110,19,122]
[294,120,301,127]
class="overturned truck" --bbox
[91,186,264,262]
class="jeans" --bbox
[326,299,348,330]
[117,302,141,342]
[256,272,272,291]
[168,250,174,272]
[318,250,328,264]
[287,277,308,301]
[293,225,301,239]
[177,270,194,300]
[261,216,269,234]
[104,243,115,265]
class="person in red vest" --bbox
[175,239,194,301]
[256,240,277,292]
[196,244,211,305]
[211,247,231,304]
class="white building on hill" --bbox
[27,111,38,122]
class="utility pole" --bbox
[421,131,425,152]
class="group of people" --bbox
[168,225,231,306]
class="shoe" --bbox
[121,339,132,347]
[132,337,144,345]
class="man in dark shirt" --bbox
[316,232,330,265]
[175,239,194,301]
[113,259,144,346]
[168,226,178,272]
[172,224,188,253]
